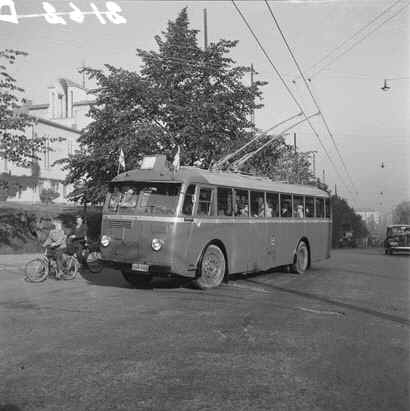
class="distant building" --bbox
[1,78,94,203]
[357,210,381,225]
[357,209,381,236]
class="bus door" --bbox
[180,184,220,273]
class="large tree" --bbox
[63,8,266,204]
[0,49,45,167]
[331,195,368,247]
[393,200,410,224]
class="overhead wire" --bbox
[264,0,359,196]
[231,0,356,198]
[304,0,403,78]
[309,0,410,79]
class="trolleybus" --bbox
[100,155,331,289]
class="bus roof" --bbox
[113,166,329,197]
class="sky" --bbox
[2,0,409,212]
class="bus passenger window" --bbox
[234,189,249,217]
[280,194,292,217]
[197,188,214,216]
[325,198,330,218]
[305,197,314,218]
[266,192,279,217]
[182,185,196,216]
[293,195,304,218]
[250,191,265,217]
[315,198,325,218]
[217,188,233,216]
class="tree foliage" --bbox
[0,49,46,167]
[62,8,266,204]
[393,200,410,224]
[331,195,368,246]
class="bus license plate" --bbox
[132,263,149,272]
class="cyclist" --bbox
[68,215,87,259]
[42,218,67,279]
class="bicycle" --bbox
[25,249,80,283]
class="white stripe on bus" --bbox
[104,215,331,224]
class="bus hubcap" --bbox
[297,245,308,272]
[202,247,225,285]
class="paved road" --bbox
[0,249,409,411]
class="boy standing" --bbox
[43,218,66,279]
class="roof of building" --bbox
[113,165,329,197]
[58,78,88,91]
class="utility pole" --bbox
[334,184,338,197]
[294,132,298,183]
[322,169,326,184]
[312,152,316,178]
[250,63,255,126]
[203,9,208,50]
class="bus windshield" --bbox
[106,182,181,216]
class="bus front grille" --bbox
[110,219,132,229]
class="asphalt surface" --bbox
[0,249,409,411]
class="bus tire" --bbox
[291,240,309,274]
[121,270,153,288]
[194,244,226,290]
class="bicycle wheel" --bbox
[25,257,49,282]
[62,255,79,280]
[86,251,103,273]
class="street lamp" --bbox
[381,79,390,91]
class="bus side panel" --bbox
[180,220,239,277]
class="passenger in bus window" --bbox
[257,197,265,217]
[297,205,304,218]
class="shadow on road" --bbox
[243,278,410,327]
[78,267,192,290]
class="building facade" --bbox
[1,78,94,203]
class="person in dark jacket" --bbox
[68,216,87,258]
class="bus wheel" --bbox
[121,270,153,288]
[291,241,309,274]
[194,244,226,290]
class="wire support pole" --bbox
[231,0,356,198]
[264,0,358,195]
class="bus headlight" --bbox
[151,238,164,251]
[100,235,111,247]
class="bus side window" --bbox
[197,188,214,216]
[182,184,196,216]
[266,192,279,217]
[234,189,249,217]
[305,197,314,218]
[217,188,233,216]
[325,198,330,218]
[315,198,324,218]
[250,191,265,217]
[293,195,304,218]
[280,194,292,217]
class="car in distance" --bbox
[384,225,410,255]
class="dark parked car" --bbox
[384,225,410,255]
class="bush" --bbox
[0,206,102,253]
[40,188,60,204]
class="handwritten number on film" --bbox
[0,1,127,24]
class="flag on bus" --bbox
[119,148,125,170]
[173,146,180,171]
